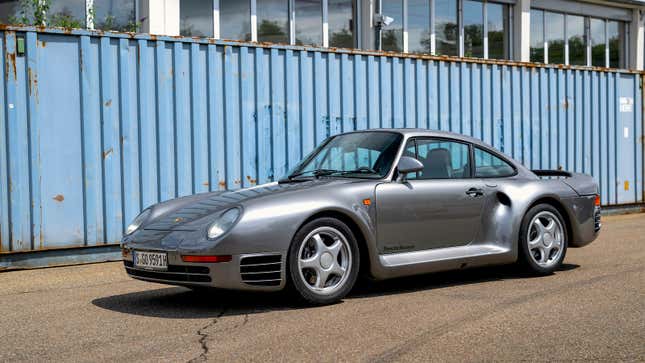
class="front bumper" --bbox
[122,248,286,292]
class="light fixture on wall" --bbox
[373,13,395,50]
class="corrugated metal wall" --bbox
[0,26,643,256]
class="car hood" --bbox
[140,178,360,232]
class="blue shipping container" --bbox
[0,26,643,266]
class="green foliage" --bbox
[330,29,353,48]
[8,0,50,26]
[257,20,287,42]
[50,9,83,28]
[93,8,140,32]
[382,29,401,52]
[4,1,140,32]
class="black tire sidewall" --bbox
[519,204,568,275]
[288,217,360,305]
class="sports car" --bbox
[121,129,601,304]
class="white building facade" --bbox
[0,0,643,68]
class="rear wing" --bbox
[531,170,572,178]
[532,170,598,195]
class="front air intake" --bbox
[240,254,283,287]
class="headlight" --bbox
[125,208,151,235]
[207,208,240,239]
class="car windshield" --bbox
[287,132,403,179]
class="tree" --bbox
[257,20,287,42]
[330,29,353,48]
[382,29,401,52]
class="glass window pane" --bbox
[474,148,515,178]
[257,0,289,43]
[545,11,564,64]
[608,21,625,68]
[49,0,86,27]
[487,2,508,60]
[463,0,483,58]
[435,0,458,56]
[180,0,213,37]
[590,18,605,67]
[295,0,322,46]
[0,1,20,24]
[94,0,136,31]
[220,0,251,41]
[567,14,585,65]
[530,9,544,63]
[408,0,430,53]
[381,0,403,52]
[329,0,354,48]
[414,139,471,180]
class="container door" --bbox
[617,75,636,204]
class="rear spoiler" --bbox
[533,170,598,195]
[531,170,572,178]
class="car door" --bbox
[375,138,487,253]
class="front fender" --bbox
[209,182,379,258]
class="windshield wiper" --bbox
[333,167,378,176]
[282,168,341,182]
[281,167,378,184]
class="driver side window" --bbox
[405,138,472,180]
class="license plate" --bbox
[133,251,168,271]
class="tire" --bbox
[288,217,360,305]
[518,203,568,275]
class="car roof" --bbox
[340,128,491,148]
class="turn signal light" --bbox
[595,194,601,206]
[181,255,232,263]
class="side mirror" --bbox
[396,156,424,182]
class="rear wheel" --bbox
[519,204,568,275]
[288,217,359,305]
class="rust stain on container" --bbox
[218,180,226,188]
[28,68,39,101]
[6,52,16,79]
[562,99,570,109]
[52,194,65,202]
[103,147,113,159]
[246,176,257,185]
[202,181,210,187]
[104,99,112,107]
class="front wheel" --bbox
[288,217,360,305]
[518,204,568,275]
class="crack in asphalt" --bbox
[188,310,250,363]
[189,309,227,363]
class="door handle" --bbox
[465,188,484,197]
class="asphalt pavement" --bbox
[0,213,643,362]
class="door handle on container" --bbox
[465,188,484,197]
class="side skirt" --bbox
[374,244,515,280]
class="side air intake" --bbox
[240,254,283,287]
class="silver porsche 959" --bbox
[121,129,601,304]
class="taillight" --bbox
[181,255,232,263]
[595,194,601,207]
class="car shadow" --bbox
[91,263,579,319]
[350,263,580,299]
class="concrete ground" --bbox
[0,213,643,362]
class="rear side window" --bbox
[473,147,515,177]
